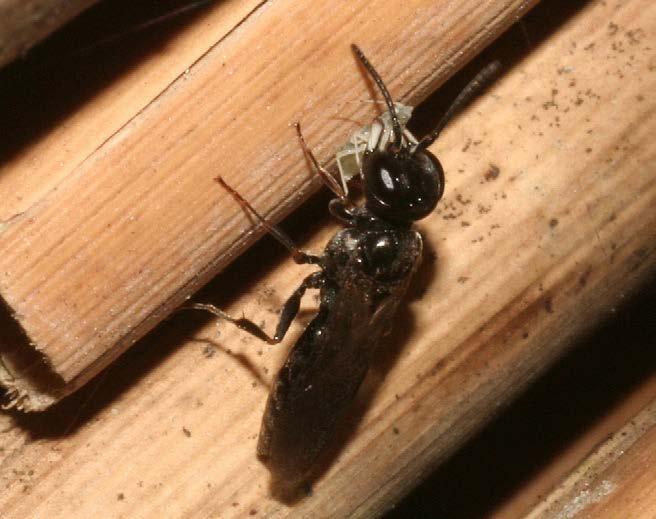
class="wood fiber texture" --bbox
[0,0,537,409]
[0,0,98,67]
[527,399,656,519]
[0,0,654,516]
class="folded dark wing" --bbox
[257,280,407,485]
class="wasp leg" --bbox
[183,271,325,345]
[328,198,357,226]
[273,271,325,342]
[296,120,359,226]
[183,303,277,344]
[294,122,353,206]
[216,176,321,266]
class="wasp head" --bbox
[362,146,444,222]
[351,44,445,223]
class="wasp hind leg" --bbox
[184,271,325,345]
[195,160,327,344]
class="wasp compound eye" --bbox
[363,148,445,222]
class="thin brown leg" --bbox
[294,122,350,204]
[182,272,325,345]
[216,176,321,265]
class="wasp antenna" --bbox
[351,44,403,149]
[415,61,502,152]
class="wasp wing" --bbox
[257,279,408,485]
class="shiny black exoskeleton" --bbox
[192,44,499,489]
[363,148,444,221]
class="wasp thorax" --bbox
[363,147,445,222]
[361,233,397,276]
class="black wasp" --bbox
[189,44,498,487]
